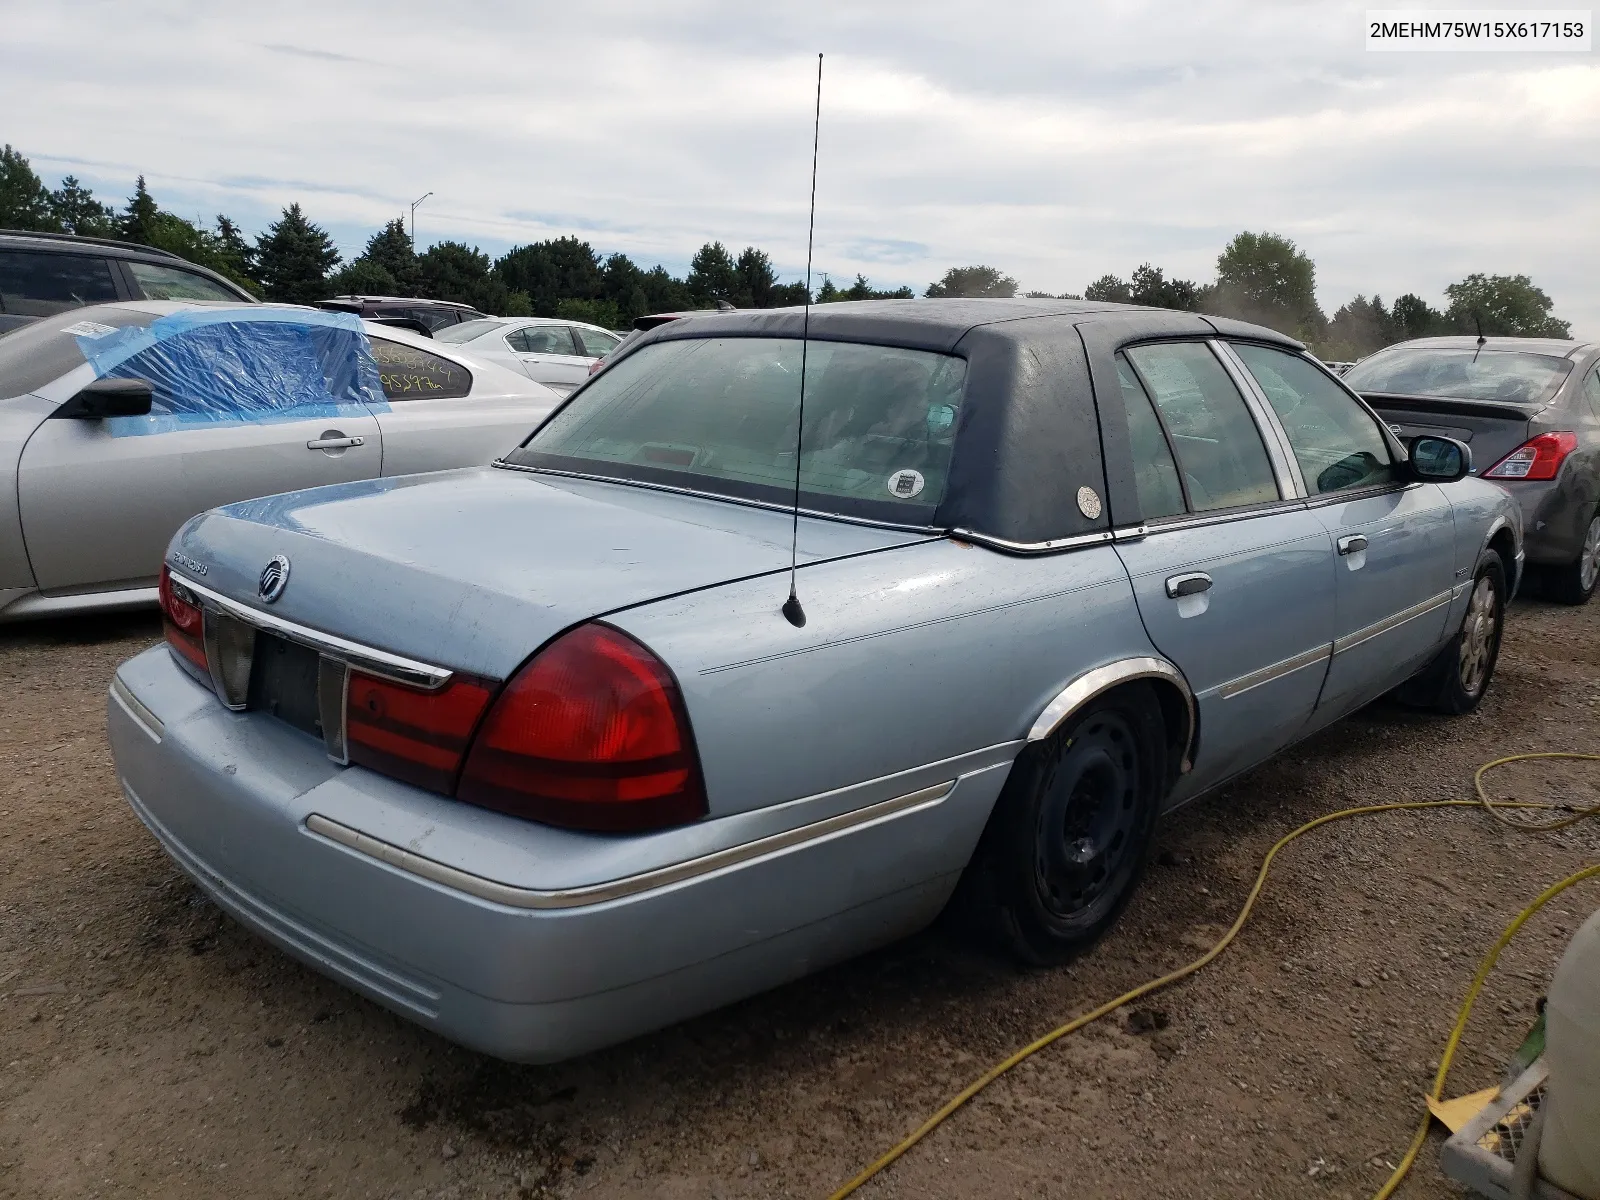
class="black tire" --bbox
[1398,553,1506,715]
[955,683,1167,966]
[1541,510,1600,606]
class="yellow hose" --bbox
[827,754,1600,1200]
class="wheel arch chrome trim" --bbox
[304,779,956,910]
[1026,656,1196,771]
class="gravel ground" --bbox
[2,593,1598,1200]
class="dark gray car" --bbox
[1348,336,1600,603]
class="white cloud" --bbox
[3,0,1595,333]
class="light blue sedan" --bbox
[107,299,1521,1062]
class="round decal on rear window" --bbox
[887,469,926,499]
[1077,486,1103,520]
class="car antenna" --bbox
[1473,310,1486,363]
[781,52,823,630]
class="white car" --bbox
[0,302,561,621]
[434,317,622,395]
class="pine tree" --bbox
[49,175,115,236]
[361,219,419,293]
[0,144,60,231]
[253,204,341,304]
[120,176,161,245]
[686,241,740,305]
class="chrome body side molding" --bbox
[306,780,956,911]
[948,528,1114,554]
[1332,590,1453,656]
[1215,643,1332,700]
[1027,656,1195,768]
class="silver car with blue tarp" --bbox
[107,299,1521,1063]
[0,302,560,621]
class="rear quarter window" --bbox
[369,335,473,400]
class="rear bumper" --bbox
[108,645,1009,1062]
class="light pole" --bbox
[408,192,432,246]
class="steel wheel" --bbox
[1580,514,1600,594]
[1458,575,1498,696]
[1032,712,1142,920]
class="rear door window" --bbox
[368,336,473,400]
[1231,343,1396,495]
[573,327,621,357]
[126,261,242,302]
[1114,354,1186,520]
[0,251,119,317]
[1123,342,1280,511]
[511,325,580,355]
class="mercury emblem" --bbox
[258,554,291,604]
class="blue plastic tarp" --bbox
[73,307,389,436]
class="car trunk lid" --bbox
[170,465,936,682]
[1360,392,1534,475]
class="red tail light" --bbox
[345,672,493,795]
[457,623,706,832]
[159,565,207,673]
[588,358,604,376]
[1485,431,1577,481]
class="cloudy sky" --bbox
[4,1,1596,331]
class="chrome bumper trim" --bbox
[110,676,164,741]
[171,573,452,691]
[305,779,956,911]
[1216,642,1332,700]
[1332,590,1453,657]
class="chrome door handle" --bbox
[1165,572,1213,598]
[1338,534,1369,556]
[307,435,364,450]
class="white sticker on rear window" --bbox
[887,469,925,499]
[61,320,117,338]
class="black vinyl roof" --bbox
[631,299,1303,545]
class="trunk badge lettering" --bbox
[258,555,291,604]
[170,552,207,577]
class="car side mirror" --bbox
[1410,435,1471,482]
[53,377,154,420]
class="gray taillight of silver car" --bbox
[107,299,1522,1063]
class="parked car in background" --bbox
[0,229,256,334]
[434,316,623,395]
[111,299,1519,1063]
[1347,336,1600,603]
[0,301,559,622]
[317,295,489,333]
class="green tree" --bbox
[1129,263,1200,310]
[418,241,509,313]
[253,204,340,304]
[0,144,59,231]
[119,176,162,246]
[211,215,258,289]
[1443,273,1570,338]
[326,259,396,296]
[361,219,419,293]
[495,237,603,315]
[1324,295,1398,360]
[1210,231,1324,337]
[816,275,842,303]
[49,175,114,236]
[925,265,1017,298]
[840,273,913,301]
[640,264,692,314]
[1083,274,1132,303]
[555,298,621,329]
[687,241,740,305]
[1391,293,1444,340]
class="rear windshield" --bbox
[507,336,968,524]
[0,307,157,398]
[435,319,503,343]
[1344,348,1572,405]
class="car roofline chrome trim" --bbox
[171,573,453,690]
[1027,656,1196,772]
[110,676,164,741]
[305,779,956,911]
[1332,590,1454,657]
[491,461,945,536]
[1214,643,1332,700]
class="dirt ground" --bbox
[2,592,1598,1200]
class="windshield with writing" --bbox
[1344,348,1571,405]
[507,336,967,523]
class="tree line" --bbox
[0,144,1571,354]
